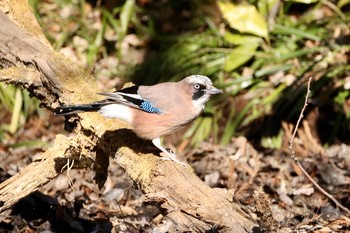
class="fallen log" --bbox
[0,1,259,232]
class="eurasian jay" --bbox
[55,75,222,166]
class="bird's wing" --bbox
[137,82,186,112]
[98,85,163,114]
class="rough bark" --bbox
[0,1,259,232]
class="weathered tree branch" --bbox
[0,1,258,232]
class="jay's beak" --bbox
[206,87,223,95]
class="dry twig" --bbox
[288,77,350,215]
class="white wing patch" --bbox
[117,92,143,100]
[98,104,133,123]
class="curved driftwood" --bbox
[0,1,259,232]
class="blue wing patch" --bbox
[140,101,162,114]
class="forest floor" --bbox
[0,110,350,232]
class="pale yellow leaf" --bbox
[338,0,350,8]
[287,0,319,3]
[218,1,268,38]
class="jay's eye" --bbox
[193,84,201,90]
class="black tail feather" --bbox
[55,103,104,116]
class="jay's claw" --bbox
[166,148,174,154]
[160,156,187,167]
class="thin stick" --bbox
[288,77,350,215]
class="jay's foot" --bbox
[151,138,187,167]
[160,150,187,168]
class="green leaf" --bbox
[120,0,135,39]
[224,41,260,72]
[258,0,280,17]
[261,130,283,148]
[224,32,262,45]
[334,90,349,106]
[273,24,320,41]
[218,1,268,38]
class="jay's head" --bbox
[181,75,222,110]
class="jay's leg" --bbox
[152,138,187,167]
